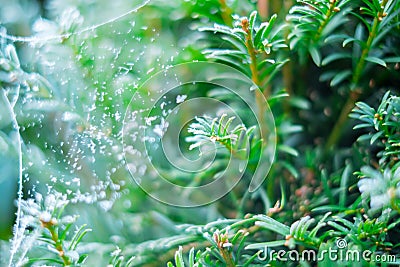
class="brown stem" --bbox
[325,90,361,149]
[48,226,71,266]
[314,0,339,42]
[242,21,260,87]
[241,18,268,137]
[257,0,269,19]
[219,0,233,27]
[220,248,236,267]
[325,0,388,149]
[351,15,381,87]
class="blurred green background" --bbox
[0,0,257,265]
[1,0,400,266]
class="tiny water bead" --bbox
[3,1,396,266]
[2,1,177,263]
[122,62,276,207]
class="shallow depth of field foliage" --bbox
[1,0,400,266]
